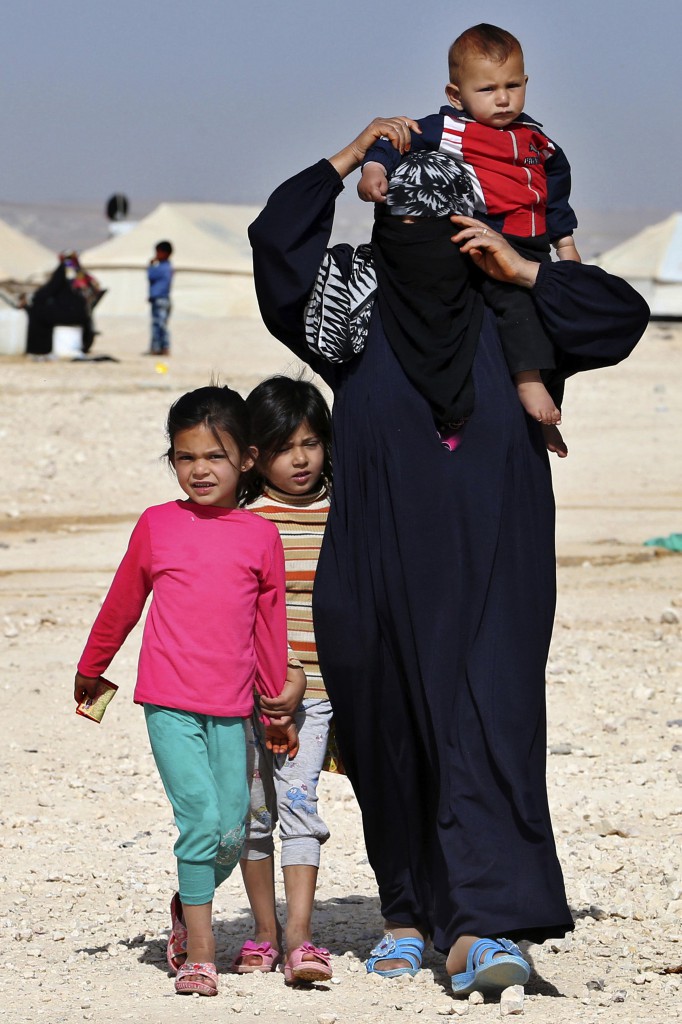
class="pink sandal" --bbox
[166,892,187,974]
[284,943,333,984]
[175,961,218,996]
[233,939,281,974]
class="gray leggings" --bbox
[242,698,332,867]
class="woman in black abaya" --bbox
[248,117,648,997]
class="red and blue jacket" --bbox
[363,105,577,242]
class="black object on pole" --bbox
[106,193,130,221]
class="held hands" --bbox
[329,116,421,179]
[259,661,306,718]
[450,216,540,288]
[260,660,306,758]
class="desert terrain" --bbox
[1,314,680,1023]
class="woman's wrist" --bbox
[327,145,362,180]
[513,260,540,289]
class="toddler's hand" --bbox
[554,236,581,263]
[358,162,389,203]
[265,718,299,759]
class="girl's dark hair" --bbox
[166,385,252,502]
[242,375,332,504]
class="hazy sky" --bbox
[2,0,680,215]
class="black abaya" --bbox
[248,159,648,953]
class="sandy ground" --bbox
[1,315,681,1024]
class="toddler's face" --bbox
[446,52,527,129]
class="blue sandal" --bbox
[450,937,530,998]
[366,932,425,978]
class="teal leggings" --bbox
[144,705,248,905]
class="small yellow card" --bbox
[76,678,118,723]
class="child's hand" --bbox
[358,162,389,203]
[259,662,306,718]
[265,718,299,759]
[74,671,104,704]
[554,236,581,263]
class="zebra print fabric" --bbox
[304,152,475,364]
[385,149,476,218]
[304,242,376,363]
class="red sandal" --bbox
[166,892,187,974]
[175,961,218,996]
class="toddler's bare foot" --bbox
[542,423,568,458]
[515,371,561,425]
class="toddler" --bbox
[359,23,580,427]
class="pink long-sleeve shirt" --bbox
[78,500,288,717]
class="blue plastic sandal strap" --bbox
[468,938,507,970]
[451,936,529,997]
[366,932,425,977]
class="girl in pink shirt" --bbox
[74,386,304,998]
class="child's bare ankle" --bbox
[514,374,561,425]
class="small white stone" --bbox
[468,990,484,1004]
[500,984,525,1015]
[317,1015,338,1024]
[661,608,680,624]
[436,1000,455,1015]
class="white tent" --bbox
[80,202,261,317]
[595,213,682,318]
[0,217,54,282]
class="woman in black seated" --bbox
[26,251,102,356]
[248,117,648,998]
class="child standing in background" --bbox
[147,240,174,356]
[234,375,335,985]
[74,385,303,997]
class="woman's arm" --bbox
[450,215,650,373]
[328,116,419,179]
[248,118,420,373]
[450,216,540,287]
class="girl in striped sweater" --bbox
[235,375,335,985]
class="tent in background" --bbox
[0,219,56,355]
[595,213,682,319]
[0,217,55,283]
[80,202,261,317]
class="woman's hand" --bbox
[328,116,421,179]
[450,216,540,289]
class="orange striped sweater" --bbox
[248,484,330,698]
